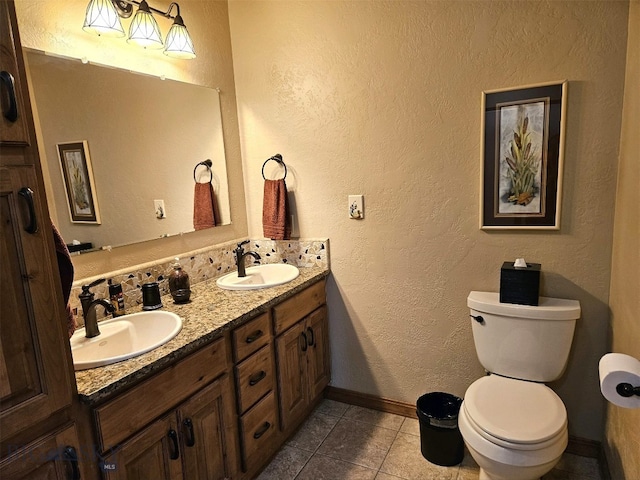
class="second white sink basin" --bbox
[70,310,182,370]
[217,263,299,290]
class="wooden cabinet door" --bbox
[0,166,73,441]
[305,306,330,400]
[178,375,239,480]
[0,0,31,149]
[103,414,183,480]
[0,423,83,480]
[275,321,307,431]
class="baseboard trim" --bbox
[324,386,602,460]
[325,386,418,418]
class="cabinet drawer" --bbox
[233,312,271,362]
[239,391,278,469]
[273,280,326,335]
[235,344,274,414]
[95,337,227,451]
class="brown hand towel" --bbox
[193,182,218,230]
[263,178,291,240]
[51,222,76,337]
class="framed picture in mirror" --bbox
[480,81,567,230]
[57,141,101,224]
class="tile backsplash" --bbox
[70,238,329,326]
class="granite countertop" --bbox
[75,265,330,405]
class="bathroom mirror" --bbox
[26,49,231,252]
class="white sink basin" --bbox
[70,311,182,370]
[216,263,299,290]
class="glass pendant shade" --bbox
[163,16,196,59]
[127,0,163,49]
[83,0,125,37]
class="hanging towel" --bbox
[263,178,291,240]
[193,182,218,230]
[51,222,76,338]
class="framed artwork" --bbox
[57,141,101,224]
[480,81,567,230]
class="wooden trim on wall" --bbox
[325,386,417,419]
[324,386,603,462]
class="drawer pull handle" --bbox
[62,446,80,480]
[18,187,38,234]
[306,326,315,347]
[245,330,263,344]
[249,370,267,386]
[300,331,308,352]
[253,421,271,439]
[168,429,180,460]
[0,70,18,122]
[183,418,196,447]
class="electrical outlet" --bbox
[349,195,364,219]
[154,199,166,219]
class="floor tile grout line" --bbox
[292,402,346,480]
[375,427,405,479]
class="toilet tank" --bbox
[467,291,581,382]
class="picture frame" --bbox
[57,141,101,224]
[480,81,567,230]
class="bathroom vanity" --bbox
[74,270,329,480]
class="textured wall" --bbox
[229,0,629,440]
[15,0,248,279]
[605,2,640,478]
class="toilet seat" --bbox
[464,375,567,448]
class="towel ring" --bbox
[194,159,213,183]
[262,154,287,180]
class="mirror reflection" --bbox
[26,49,231,253]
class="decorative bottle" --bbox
[108,279,126,316]
[169,258,191,303]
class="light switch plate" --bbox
[349,195,364,219]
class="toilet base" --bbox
[467,443,559,480]
[478,467,540,480]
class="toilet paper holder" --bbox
[616,382,640,398]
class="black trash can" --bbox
[416,392,464,466]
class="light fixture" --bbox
[82,0,196,59]
[127,0,163,49]
[83,0,125,37]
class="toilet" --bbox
[459,291,581,480]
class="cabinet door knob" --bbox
[249,370,267,386]
[300,331,308,352]
[245,330,263,344]
[253,421,271,439]
[167,429,180,460]
[0,71,18,122]
[183,418,196,447]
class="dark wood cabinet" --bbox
[1,1,78,468]
[274,281,330,433]
[0,424,83,480]
[102,375,238,480]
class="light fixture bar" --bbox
[82,0,196,59]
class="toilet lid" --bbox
[464,375,566,444]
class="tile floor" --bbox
[257,399,603,480]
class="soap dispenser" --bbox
[168,258,191,303]
[108,279,126,317]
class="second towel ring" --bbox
[194,159,213,183]
[262,154,287,180]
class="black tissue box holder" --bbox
[500,262,541,306]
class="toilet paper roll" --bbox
[599,353,640,409]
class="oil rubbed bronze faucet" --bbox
[234,240,261,277]
[79,278,115,338]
